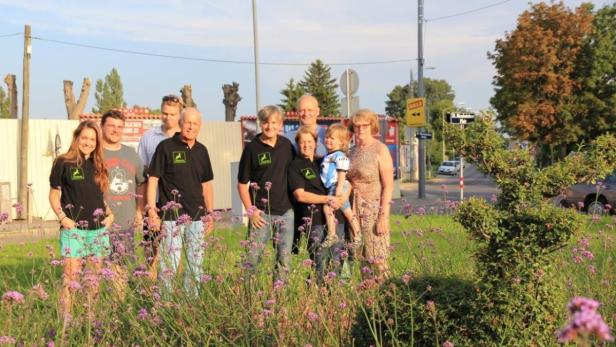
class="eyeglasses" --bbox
[162,94,184,105]
[353,123,371,129]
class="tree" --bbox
[574,3,616,144]
[298,59,340,117]
[63,78,91,120]
[278,78,305,113]
[489,2,593,161]
[93,68,126,114]
[0,87,9,118]
[385,84,410,118]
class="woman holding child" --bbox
[287,126,345,283]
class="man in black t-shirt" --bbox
[146,107,214,294]
[237,105,295,282]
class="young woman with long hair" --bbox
[49,120,114,318]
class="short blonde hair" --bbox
[349,108,379,135]
[294,125,317,144]
[326,123,350,152]
[257,105,284,123]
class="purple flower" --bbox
[2,290,25,304]
[402,273,412,285]
[246,206,259,218]
[0,212,8,223]
[442,341,454,347]
[171,189,179,196]
[200,274,212,283]
[273,279,285,291]
[490,194,498,203]
[12,203,23,214]
[92,208,105,218]
[0,336,16,345]
[264,299,276,307]
[176,214,192,225]
[306,311,319,322]
[137,308,149,320]
[557,296,614,343]
[264,181,272,190]
[250,182,260,191]
[578,201,585,210]
[302,259,313,267]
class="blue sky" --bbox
[0,0,608,120]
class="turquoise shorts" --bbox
[60,227,110,258]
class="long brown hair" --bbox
[56,120,109,192]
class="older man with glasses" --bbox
[137,94,184,278]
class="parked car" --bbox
[560,172,616,214]
[438,161,460,176]
[452,160,465,169]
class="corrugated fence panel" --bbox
[0,120,19,219]
[198,121,243,211]
[28,120,79,220]
[1,119,242,220]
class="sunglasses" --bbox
[162,95,184,105]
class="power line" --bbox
[31,36,417,66]
[426,0,514,22]
[0,32,22,38]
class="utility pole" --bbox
[19,24,31,221]
[407,69,418,181]
[417,0,426,198]
[251,0,261,113]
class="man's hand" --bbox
[328,196,344,210]
[249,209,267,229]
[134,211,144,227]
[147,209,161,231]
[102,214,114,229]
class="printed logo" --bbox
[257,152,272,166]
[301,168,317,180]
[70,167,85,181]
[109,167,133,195]
[173,151,187,164]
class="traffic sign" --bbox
[406,97,426,127]
[447,113,476,124]
[416,131,433,140]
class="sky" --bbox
[0,0,610,120]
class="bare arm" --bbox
[376,144,394,235]
[146,176,161,231]
[49,187,75,230]
[237,182,266,229]
[134,182,147,226]
[293,189,342,208]
[334,171,347,196]
[202,180,214,234]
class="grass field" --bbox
[0,214,614,346]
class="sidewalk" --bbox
[396,180,444,210]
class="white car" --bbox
[438,161,460,176]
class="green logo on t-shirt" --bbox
[257,152,272,166]
[173,151,187,164]
[301,168,317,180]
[70,167,84,181]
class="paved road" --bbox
[397,164,499,211]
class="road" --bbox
[397,164,499,209]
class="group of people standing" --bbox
[48,93,393,317]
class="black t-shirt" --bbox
[287,156,327,226]
[49,157,106,230]
[148,133,214,221]
[237,134,294,215]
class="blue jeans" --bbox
[245,209,295,282]
[307,222,346,284]
[159,221,204,295]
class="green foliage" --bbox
[278,78,305,113]
[574,3,616,144]
[93,68,126,114]
[297,59,340,117]
[447,117,616,345]
[385,84,410,118]
[0,87,10,118]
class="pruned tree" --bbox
[222,82,241,122]
[298,59,340,117]
[4,74,17,118]
[0,87,9,119]
[93,68,126,114]
[181,84,197,108]
[489,2,593,162]
[63,78,91,120]
[279,78,305,113]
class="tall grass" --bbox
[0,214,614,346]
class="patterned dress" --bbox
[348,140,391,280]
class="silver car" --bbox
[560,172,616,214]
[438,161,460,176]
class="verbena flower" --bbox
[2,290,25,304]
[92,208,105,218]
[264,181,272,190]
[176,214,192,225]
[557,296,614,343]
[442,341,454,347]
[0,336,16,345]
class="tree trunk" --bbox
[64,78,91,119]
[181,85,197,108]
[4,74,18,118]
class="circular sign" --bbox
[340,69,359,96]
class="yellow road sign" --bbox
[406,97,426,127]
